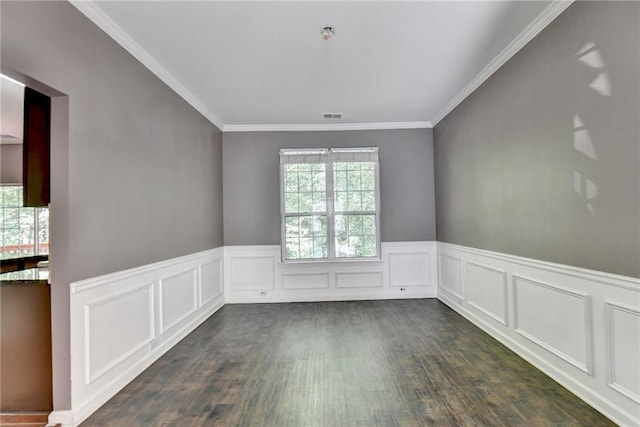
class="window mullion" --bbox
[326,156,335,260]
[34,208,40,255]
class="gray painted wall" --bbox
[1,144,22,184]
[1,1,224,409]
[223,129,436,245]
[434,1,639,278]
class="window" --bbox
[280,147,380,262]
[0,185,49,259]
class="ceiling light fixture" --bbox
[321,26,335,41]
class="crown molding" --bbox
[431,0,575,126]
[71,0,572,133]
[69,1,225,131]
[223,121,432,133]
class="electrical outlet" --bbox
[400,287,407,292]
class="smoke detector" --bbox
[321,26,335,40]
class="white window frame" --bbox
[279,147,381,263]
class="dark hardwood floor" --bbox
[81,299,614,426]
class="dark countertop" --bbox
[0,267,49,285]
[1,255,49,274]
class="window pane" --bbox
[298,192,313,212]
[285,217,299,237]
[361,162,375,171]
[38,208,49,247]
[334,162,347,171]
[284,215,327,260]
[285,171,298,192]
[348,215,363,235]
[3,187,22,207]
[312,168,326,191]
[299,216,312,237]
[335,214,377,258]
[284,192,298,213]
[347,192,362,211]
[312,192,326,212]
[334,171,347,191]
[361,191,375,211]
[286,239,300,260]
[361,169,375,191]
[3,208,20,228]
[299,238,313,258]
[362,236,377,257]
[298,171,312,192]
[0,186,49,259]
[334,191,347,212]
[314,237,327,258]
[362,215,376,235]
[347,171,361,191]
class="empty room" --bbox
[0,1,638,426]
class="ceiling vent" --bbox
[323,113,343,119]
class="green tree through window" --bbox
[0,185,49,259]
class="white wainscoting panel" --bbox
[200,259,223,306]
[438,253,463,301]
[513,275,592,374]
[85,283,154,384]
[437,242,640,427]
[159,269,197,333]
[335,272,383,288]
[229,253,275,291]
[68,247,224,427]
[282,273,330,290]
[606,301,640,404]
[466,262,508,326]
[224,242,437,303]
[388,252,431,287]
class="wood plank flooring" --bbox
[81,299,614,426]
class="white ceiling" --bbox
[73,1,571,132]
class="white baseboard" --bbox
[68,247,225,426]
[47,410,73,427]
[436,242,640,427]
[224,241,438,304]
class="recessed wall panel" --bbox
[607,303,640,403]
[201,260,222,305]
[514,276,591,373]
[335,272,383,288]
[389,252,430,286]
[86,284,153,383]
[230,256,275,291]
[282,273,329,290]
[467,262,508,325]
[160,269,197,333]
[439,254,463,300]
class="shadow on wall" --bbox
[572,41,611,216]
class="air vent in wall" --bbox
[323,113,343,119]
